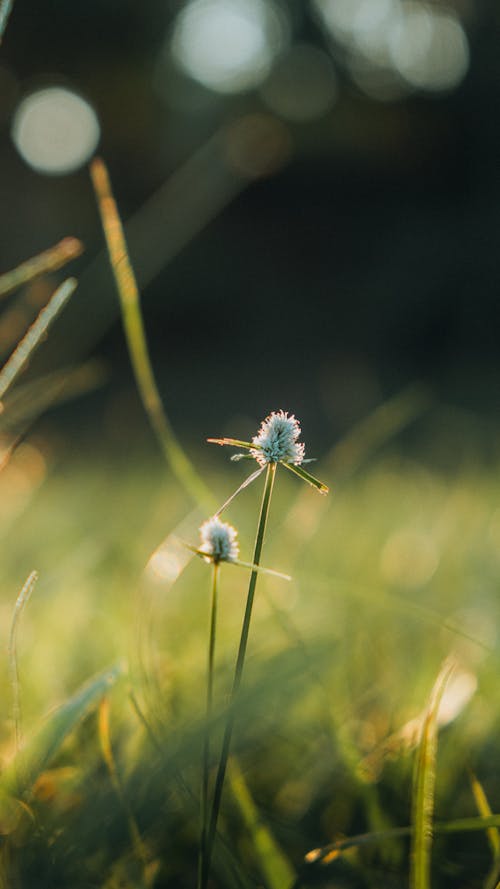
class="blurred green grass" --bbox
[0,403,498,887]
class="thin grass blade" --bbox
[280,460,329,493]
[207,438,256,450]
[90,156,213,510]
[3,663,123,796]
[8,571,38,757]
[228,758,296,889]
[411,658,456,889]
[0,277,77,400]
[213,466,264,517]
[0,238,83,298]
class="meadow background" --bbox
[0,1,499,886]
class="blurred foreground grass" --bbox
[0,404,499,888]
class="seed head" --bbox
[199,517,239,564]
[251,410,305,467]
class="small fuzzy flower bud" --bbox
[251,410,305,467]
[199,517,239,563]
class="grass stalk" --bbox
[8,571,38,759]
[0,278,77,401]
[411,658,455,889]
[199,562,220,889]
[0,237,83,298]
[89,157,213,510]
[202,462,276,887]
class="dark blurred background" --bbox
[0,0,499,452]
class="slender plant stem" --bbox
[202,462,277,887]
[90,157,214,511]
[199,562,220,889]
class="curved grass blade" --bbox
[280,460,329,494]
[0,277,77,401]
[0,238,83,298]
[8,571,38,757]
[228,757,296,889]
[90,157,214,510]
[411,658,456,889]
[3,663,123,796]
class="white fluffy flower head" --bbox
[199,517,239,563]
[251,410,305,467]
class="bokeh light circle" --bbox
[11,86,100,175]
[171,0,288,95]
[388,4,469,92]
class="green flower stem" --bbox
[203,462,277,888]
[199,561,220,889]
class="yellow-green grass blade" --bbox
[306,815,500,870]
[207,438,256,450]
[2,663,123,796]
[410,658,456,889]
[0,237,83,298]
[228,758,297,889]
[280,460,329,494]
[0,277,77,401]
[468,770,500,889]
[90,156,214,511]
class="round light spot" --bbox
[260,43,338,122]
[11,86,100,175]
[389,4,469,92]
[171,0,287,95]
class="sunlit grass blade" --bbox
[8,571,38,758]
[0,277,77,401]
[178,541,290,579]
[0,0,14,42]
[90,156,213,510]
[280,460,329,494]
[207,438,256,450]
[305,812,500,871]
[468,770,500,889]
[213,466,264,517]
[99,698,152,882]
[411,658,456,889]
[231,559,291,581]
[0,237,83,298]
[228,757,296,889]
[3,663,123,796]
